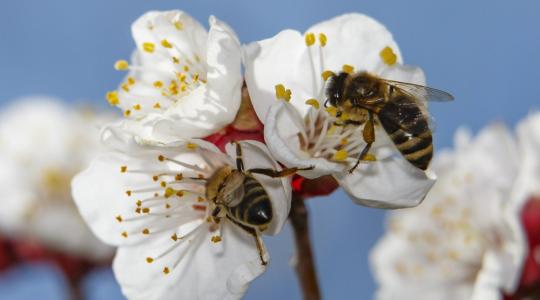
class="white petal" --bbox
[307,13,402,72]
[224,140,292,235]
[337,155,436,208]
[264,101,346,178]
[113,222,265,300]
[116,11,242,141]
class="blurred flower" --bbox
[0,97,114,262]
[72,126,292,300]
[244,13,435,207]
[505,113,540,299]
[371,123,526,300]
[107,10,242,142]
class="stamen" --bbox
[342,64,355,74]
[305,99,320,109]
[275,84,292,101]
[305,33,316,46]
[380,46,397,66]
[121,231,128,238]
[332,149,349,161]
[318,33,327,47]
[133,104,141,111]
[124,110,131,117]
[116,215,123,222]
[174,21,183,30]
[120,166,127,173]
[143,42,155,53]
[161,39,173,49]
[106,91,119,106]
[153,81,163,88]
[153,102,161,109]
[163,267,170,275]
[321,70,335,81]
[114,60,129,71]
[146,257,154,263]
[211,236,222,243]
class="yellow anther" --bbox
[186,142,198,150]
[321,70,335,81]
[192,73,199,82]
[211,236,222,243]
[106,91,119,106]
[183,65,190,72]
[176,190,185,197]
[171,233,178,241]
[175,174,183,181]
[127,77,135,85]
[172,56,180,64]
[135,208,141,214]
[165,203,171,209]
[177,73,186,82]
[120,165,127,173]
[136,200,142,207]
[161,39,173,48]
[153,81,163,88]
[333,149,349,161]
[174,21,183,30]
[114,60,129,71]
[180,84,187,92]
[115,215,123,222]
[197,196,205,202]
[153,102,161,109]
[158,155,165,161]
[126,190,132,196]
[275,84,292,101]
[340,138,348,145]
[164,187,175,198]
[318,33,327,47]
[124,110,131,117]
[143,42,155,53]
[380,46,397,66]
[342,64,355,74]
[363,154,377,161]
[142,208,150,214]
[133,104,141,111]
[169,81,179,95]
[305,99,320,109]
[305,33,316,46]
[142,228,150,235]
[163,267,170,275]
[121,83,130,92]
[160,181,167,188]
[195,54,201,62]
[121,231,128,238]
[325,106,337,117]
[146,257,154,263]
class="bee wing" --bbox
[383,80,454,102]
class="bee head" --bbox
[325,72,349,107]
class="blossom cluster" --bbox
[71,10,441,300]
[371,114,540,300]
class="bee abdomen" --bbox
[228,177,273,227]
[379,97,433,170]
[390,129,433,170]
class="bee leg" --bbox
[248,166,314,178]
[349,112,375,173]
[227,216,268,265]
[231,141,245,172]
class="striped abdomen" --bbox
[227,176,273,228]
[378,95,433,170]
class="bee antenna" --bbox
[324,99,330,108]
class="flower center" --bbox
[108,15,208,118]
[116,143,230,275]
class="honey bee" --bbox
[205,142,312,265]
[326,71,453,172]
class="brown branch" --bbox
[289,193,321,300]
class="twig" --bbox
[289,193,321,300]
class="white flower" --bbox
[371,123,526,300]
[0,97,114,261]
[71,126,292,300]
[244,13,435,208]
[107,10,242,142]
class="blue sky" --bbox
[0,0,539,299]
